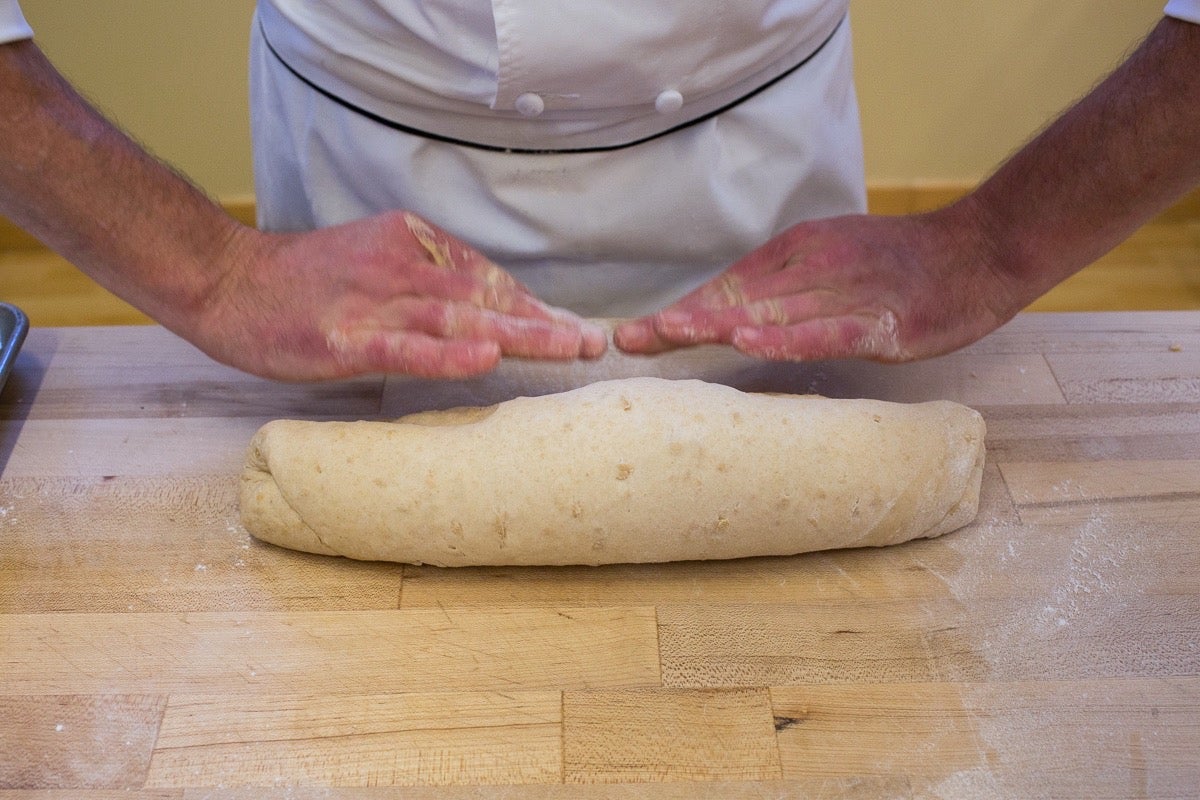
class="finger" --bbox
[393,297,602,361]
[609,273,754,355]
[506,298,609,359]
[612,316,680,355]
[612,267,797,354]
[651,292,835,346]
[570,314,610,359]
[399,261,608,354]
[731,312,908,362]
[325,327,503,379]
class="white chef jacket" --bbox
[1165,0,1200,23]
[0,0,32,43]
[252,0,866,315]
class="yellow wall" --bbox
[18,0,1171,198]
[851,0,1166,183]
[19,1,257,198]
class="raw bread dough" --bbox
[239,377,986,566]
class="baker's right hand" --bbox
[187,211,608,381]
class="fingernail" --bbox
[611,321,640,347]
[581,321,610,358]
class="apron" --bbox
[0,0,33,44]
[250,0,865,317]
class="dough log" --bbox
[239,377,986,566]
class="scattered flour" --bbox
[1033,513,1125,632]
[923,494,1152,798]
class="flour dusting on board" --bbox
[956,503,1146,670]
[927,767,1008,800]
[926,486,1153,797]
[1034,511,1126,632]
[940,495,1141,638]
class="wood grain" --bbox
[2,314,1200,795]
[0,793,182,800]
[399,550,958,609]
[159,781,915,798]
[659,595,1200,686]
[1000,459,1200,505]
[772,679,1200,798]
[146,692,562,787]
[562,688,780,783]
[0,695,166,790]
[770,683,986,781]
[1,608,659,695]
[0,327,384,422]
[0,476,403,613]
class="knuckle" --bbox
[434,302,465,337]
[748,299,787,326]
[707,273,746,307]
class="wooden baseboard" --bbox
[866,184,971,216]
[220,195,258,228]
[2,187,1197,252]
[0,218,45,250]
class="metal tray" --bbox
[0,302,29,394]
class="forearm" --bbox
[952,16,1200,306]
[0,40,250,334]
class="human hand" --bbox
[614,207,1024,362]
[188,211,608,380]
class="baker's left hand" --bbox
[613,208,1025,362]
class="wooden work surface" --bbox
[1,312,1198,798]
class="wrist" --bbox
[930,191,1042,318]
[155,215,268,350]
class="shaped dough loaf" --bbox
[239,377,985,566]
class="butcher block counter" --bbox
[1,311,1198,799]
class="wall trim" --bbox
[2,187,1197,252]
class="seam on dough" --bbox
[918,495,971,541]
[262,468,341,556]
[850,492,903,548]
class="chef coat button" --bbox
[515,92,545,117]
[655,89,684,114]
